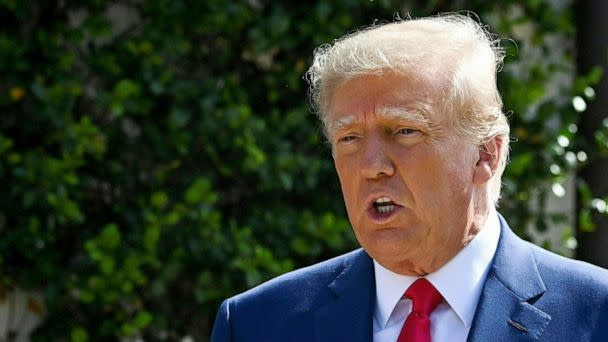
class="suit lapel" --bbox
[468,214,551,341]
[314,249,375,342]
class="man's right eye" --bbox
[339,135,358,143]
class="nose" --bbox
[360,134,395,179]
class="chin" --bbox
[360,232,415,259]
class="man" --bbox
[211,14,608,342]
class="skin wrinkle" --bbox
[421,165,474,273]
[329,72,497,275]
[328,106,432,136]
[326,80,446,147]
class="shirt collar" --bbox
[373,260,418,329]
[373,208,501,329]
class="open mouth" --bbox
[373,196,397,214]
[366,195,404,223]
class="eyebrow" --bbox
[327,106,432,134]
[327,115,357,133]
[377,106,431,127]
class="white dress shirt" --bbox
[373,209,500,342]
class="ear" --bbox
[473,135,503,185]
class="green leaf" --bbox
[508,152,534,176]
[71,327,88,342]
[184,178,216,205]
[151,191,169,209]
[133,311,153,329]
[113,79,141,100]
[144,225,161,252]
[99,224,122,249]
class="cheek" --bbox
[405,146,473,209]
[334,159,359,204]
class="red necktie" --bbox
[397,278,444,342]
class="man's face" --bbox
[327,72,483,275]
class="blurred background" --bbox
[1,0,607,340]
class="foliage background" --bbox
[0,0,604,340]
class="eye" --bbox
[396,128,419,135]
[339,135,358,143]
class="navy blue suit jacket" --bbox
[211,214,608,341]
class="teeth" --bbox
[374,196,392,204]
[377,204,395,214]
[373,196,397,215]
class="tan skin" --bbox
[327,72,501,276]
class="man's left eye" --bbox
[396,128,418,135]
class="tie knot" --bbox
[405,278,443,315]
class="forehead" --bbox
[327,72,444,127]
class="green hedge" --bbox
[0,0,603,340]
